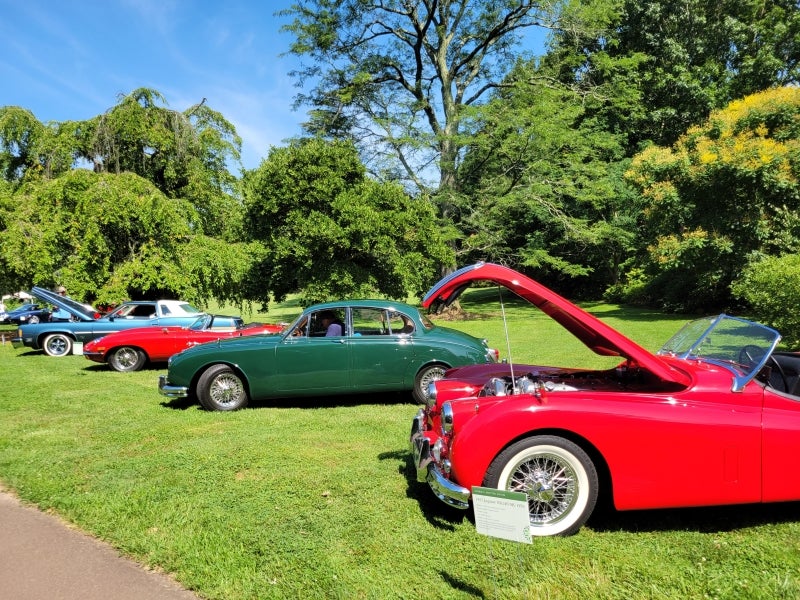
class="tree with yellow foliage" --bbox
[623,86,800,312]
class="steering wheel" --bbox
[738,345,765,368]
[740,345,789,392]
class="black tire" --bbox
[42,333,73,357]
[483,435,598,536]
[108,346,147,372]
[413,363,447,404]
[197,364,249,411]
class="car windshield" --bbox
[188,314,213,330]
[658,314,781,391]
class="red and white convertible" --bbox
[83,314,284,372]
[411,262,800,536]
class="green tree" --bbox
[281,0,564,194]
[0,91,255,305]
[454,36,641,294]
[733,254,800,347]
[0,169,255,307]
[624,86,800,310]
[242,138,453,305]
[547,0,800,152]
[85,88,243,238]
[0,107,84,181]
[0,89,243,239]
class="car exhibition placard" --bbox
[472,486,532,544]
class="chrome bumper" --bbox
[10,336,24,349]
[158,374,189,399]
[410,409,471,509]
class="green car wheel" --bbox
[197,364,249,411]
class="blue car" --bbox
[1,303,57,325]
[11,287,203,357]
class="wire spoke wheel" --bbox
[485,435,598,536]
[413,364,447,403]
[209,372,244,406]
[509,452,579,525]
[109,347,146,372]
[197,364,249,411]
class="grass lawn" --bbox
[1,291,799,599]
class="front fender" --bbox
[447,396,604,492]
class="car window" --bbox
[352,308,389,336]
[132,304,157,318]
[176,302,201,314]
[188,315,211,330]
[387,310,415,334]
[113,303,157,318]
[209,316,237,330]
[309,309,346,337]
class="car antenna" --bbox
[497,286,517,392]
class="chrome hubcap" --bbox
[510,453,578,524]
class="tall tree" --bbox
[242,138,453,306]
[456,60,640,294]
[0,91,255,305]
[547,0,800,152]
[281,0,565,194]
[0,89,244,239]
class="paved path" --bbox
[0,488,200,600]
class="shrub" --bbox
[732,254,800,347]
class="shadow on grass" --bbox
[9,350,43,358]
[161,390,415,411]
[588,500,800,534]
[394,451,470,532]
[439,571,486,598]
[398,447,800,536]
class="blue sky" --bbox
[0,1,548,172]
[0,1,304,170]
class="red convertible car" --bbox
[411,262,800,536]
[83,314,284,372]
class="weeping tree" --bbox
[0,90,255,305]
[84,88,244,239]
[0,89,244,239]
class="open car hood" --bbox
[30,286,99,322]
[423,262,691,386]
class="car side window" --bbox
[130,304,157,318]
[308,309,346,337]
[388,311,414,334]
[351,308,389,336]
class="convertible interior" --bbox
[763,352,800,396]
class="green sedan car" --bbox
[158,299,498,410]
